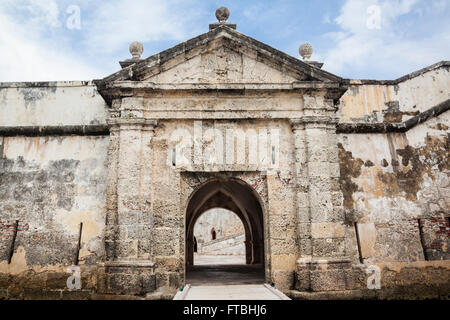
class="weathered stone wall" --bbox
[0,135,109,299]
[339,62,450,122]
[152,118,298,290]
[336,63,449,264]
[0,82,110,299]
[0,50,448,299]
[284,63,450,299]
[0,82,108,127]
[200,233,245,256]
[337,115,449,263]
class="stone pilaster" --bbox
[104,119,120,261]
[101,117,158,295]
[138,120,157,259]
[291,95,350,292]
[290,119,311,259]
[116,118,143,259]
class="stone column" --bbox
[104,118,120,262]
[290,119,311,259]
[116,118,145,259]
[101,117,158,296]
[138,120,157,260]
[291,95,350,292]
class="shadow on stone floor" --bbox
[186,263,265,285]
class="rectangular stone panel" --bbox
[311,222,346,239]
[356,223,377,259]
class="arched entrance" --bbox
[185,178,265,284]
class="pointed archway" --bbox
[185,178,265,284]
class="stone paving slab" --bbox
[181,284,290,300]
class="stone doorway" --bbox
[184,177,266,285]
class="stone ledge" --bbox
[337,98,450,133]
[101,260,156,268]
[346,61,450,85]
[289,284,450,300]
[108,81,342,91]
[297,257,352,265]
[91,293,146,300]
[0,125,109,137]
[0,81,94,88]
[290,289,377,300]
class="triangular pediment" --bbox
[142,37,302,84]
[98,25,342,85]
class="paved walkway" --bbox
[186,263,265,285]
[175,284,291,300]
[178,254,290,300]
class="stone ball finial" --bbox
[129,41,144,60]
[215,6,230,23]
[299,42,313,61]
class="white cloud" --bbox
[25,1,61,27]
[82,0,206,54]
[0,3,102,82]
[1,0,448,82]
[432,0,447,10]
[322,13,332,24]
[1,0,62,29]
[0,0,210,81]
[322,0,450,79]
[0,0,208,81]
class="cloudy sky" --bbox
[0,0,449,82]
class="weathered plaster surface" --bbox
[0,23,448,299]
[0,82,108,127]
[337,113,449,262]
[0,136,108,271]
[340,63,450,122]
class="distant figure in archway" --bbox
[185,178,265,268]
[194,236,197,253]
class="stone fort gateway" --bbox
[0,7,449,300]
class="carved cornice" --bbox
[107,118,158,132]
[95,81,347,107]
[290,116,339,131]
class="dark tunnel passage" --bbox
[185,178,266,285]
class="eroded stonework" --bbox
[0,20,448,300]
